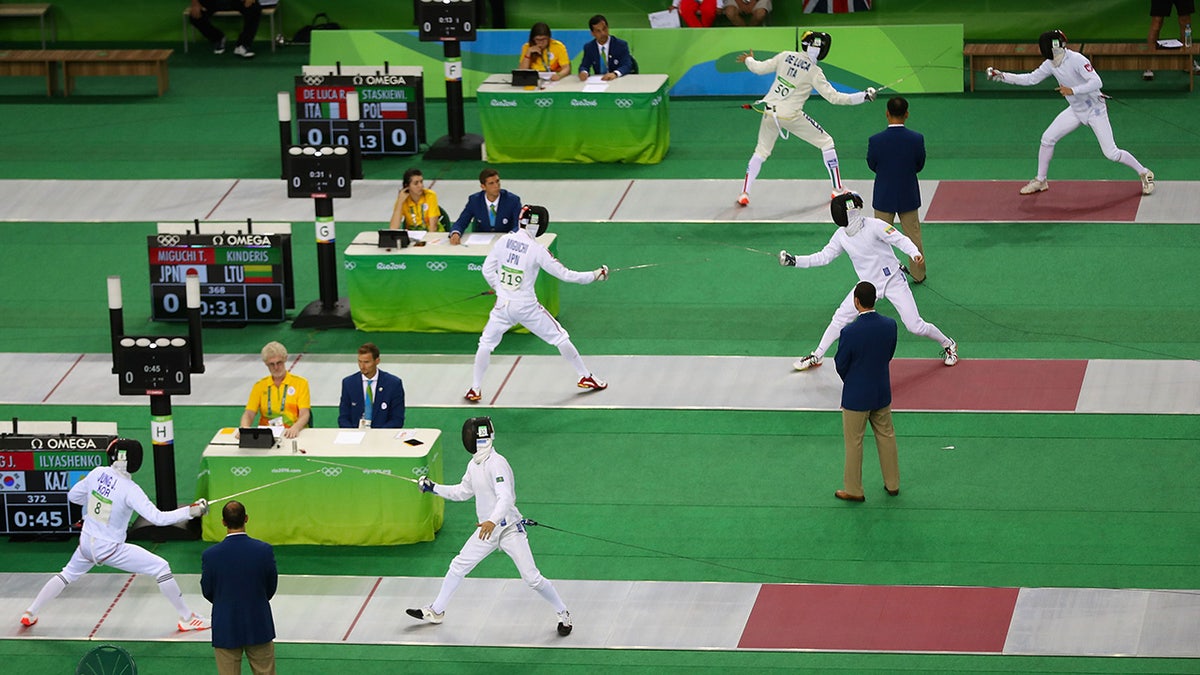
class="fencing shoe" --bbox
[20,612,36,627]
[557,610,573,636]
[736,192,750,207]
[213,37,227,55]
[1140,170,1155,195]
[178,613,211,631]
[943,340,959,367]
[233,45,255,59]
[793,353,822,371]
[1142,69,1154,81]
[406,606,444,624]
[1019,179,1048,195]
[577,375,608,390]
[464,388,482,402]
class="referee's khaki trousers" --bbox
[215,642,275,675]
[875,209,925,282]
[841,407,900,496]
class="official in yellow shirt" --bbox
[389,168,444,231]
[239,341,311,439]
[519,22,571,81]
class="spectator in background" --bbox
[671,0,720,27]
[867,97,928,283]
[579,15,635,81]
[519,23,571,81]
[832,282,901,502]
[724,0,772,27]
[338,343,406,429]
[201,501,278,675]
[389,168,444,232]
[188,0,262,59]
[450,168,521,246]
[1144,0,1199,80]
[239,341,311,439]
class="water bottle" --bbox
[1186,23,1193,48]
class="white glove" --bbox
[779,250,797,267]
[418,476,435,493]
[863,87,877,102]
[188,498,209,518]
[594,265,609,281]
[987,67,1004,82]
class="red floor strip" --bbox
[89,573,137,639]
[891,358,1087,411]
[342,576,383,641]
[739,584,1020,653]
[925,181,1142,222]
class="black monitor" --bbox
[238,427,275,449]
[512,69,538,87]
[378,229,410,249]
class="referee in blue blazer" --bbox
[449,168,521,245]
[867,96,927,283]
[833,281,900,502]
[577,15,635,82]
[338,342,406,429]
[201,501,277,675]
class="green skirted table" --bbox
[344,230,559,332]
[477,73,670,163]
[196,427,443,545]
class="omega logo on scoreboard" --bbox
[294,74,426,156]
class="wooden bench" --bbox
[0,49,172,96]
[1082,43,1199,91]
[963,43,1081,92]
[0,3,55,49]
[182,4,278,53]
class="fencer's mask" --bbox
[800,31,832,62]
[518,205,550,237]
[461,416,495,463]
[106,437,143,474]
[1039,30,1067,67]
[831,191,866,236]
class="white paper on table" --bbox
[407,229,427,241]
[395,429,417,441]
[268,426,284,439]
[1157,39,1184,48]
[334,431,366,445]
[582,81,610,92]
[466,233,495,246]
[648,9,680,29]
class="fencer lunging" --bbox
[408,417,573,637]
[780,191,958,371]
[987,29,1154,196]
[735,31,876,206]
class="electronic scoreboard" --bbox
[416,0,477,42]
[295,67,426,156]
[148,223,295,324]
[0,421,116,537]
[114,336,192,396]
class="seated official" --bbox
[449,168,522,246]
[519,22,571,81]
[389,167,444,232]
[338,342,406,429]
[578,14,636,81]
[239,341,310,439]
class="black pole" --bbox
[314,197,338,310]
[424,39,483,160]
[278,91,292,180]
[107,276,123,374]
[148,394,177,512]
[446,41,465,142]
[185,271,205,374]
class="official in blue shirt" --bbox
[833,281,900,502]
[867,96,927,282]
[338,342,406,429]
[449,168,521,245]
[201,501,277,675]
[577,15,635,81]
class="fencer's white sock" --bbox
[557,340,589,378]
[743,154,765,194]
[532,578,567,614]
[430,573,463,614]
[27,574,68,615]
[1111,149,1147,175]
[1036,144,1054,181]
[471,347,492,391]
[822,147,842,190]
[157,573,192,620]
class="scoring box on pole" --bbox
[295,68,426,156]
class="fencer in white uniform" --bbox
[21,438,210,631]
[408,417,573,636]
[780,191,958,371]
[466,205,609,402]
[735,31,876,206]
[988,29,1154,196]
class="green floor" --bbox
[2,35,1199,675]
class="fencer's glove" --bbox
[986,67,1005,82]
[188,498,209,518]
[779,250,797,267]
[418,476,435,493]
[594,265,609,282]
[863,87,877,102]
